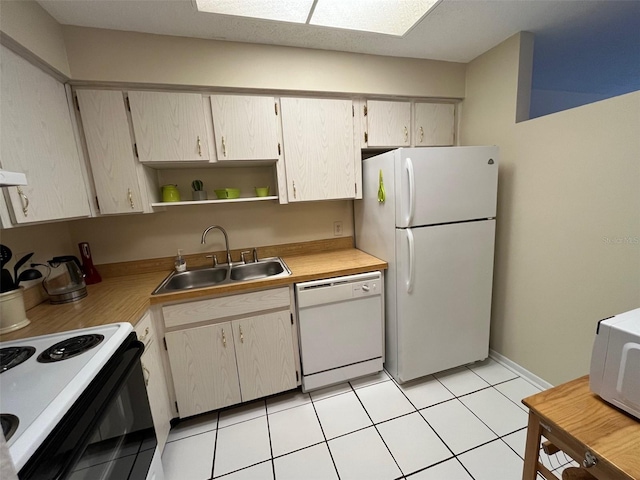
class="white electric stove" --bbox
[0,323,163,480]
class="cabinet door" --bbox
[141,338,173,451]
[165,323,241,417]
[280,97,355,202]
[210,95,279,161]
[366,100,411,147]
[233,311,296,402]
[128,91,210,162]
[414,103,455,146]
[76,90,144,214]
[0,46,91,224]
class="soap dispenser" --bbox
[174,249,186,272]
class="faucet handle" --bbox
[240,250,251,264]
[205,254,218,267]
[252,248,259,262]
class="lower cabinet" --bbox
[163,288,298,418]
[135,312,172,451]
[165,322,242,417]
[140,337,173,450]
[233,311,297,402]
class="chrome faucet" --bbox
[201,225,232,266]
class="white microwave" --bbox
[590,307,640,420]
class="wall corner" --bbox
[515,31,534,123]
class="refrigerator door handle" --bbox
[406,229,415,293]
[405,157,416,226]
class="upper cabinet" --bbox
[280,98,355,202]
[210,95,280,161]
[128,91,210,163]
[76,89,146,215]
[414,103,455,146]
[365,100,411,147]
[0,47,91,225]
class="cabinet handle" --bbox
[142,364,150,387]
[293,181,296,199]
[222,328,227,347]
[221,136,226,157]
[197,136,202,156]
[419,126,424,143]
[583,451,598,468]
[138,326,150,343]
[17,187,29,217]
[404,126,408,143]
[128,188,135,209]
[239,325,244,343]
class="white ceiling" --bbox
[37,0,626,63]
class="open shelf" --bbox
[151,196,279,207]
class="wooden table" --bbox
[522,375,640,480]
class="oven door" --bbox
[20,333,162,480]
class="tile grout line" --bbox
[453,385,524,440]
[386,371,458,458]
[349,377,416,479]
[209,411,220,480]
[263,398,277,480]
[308,389,342,480]
[383,371,477,480]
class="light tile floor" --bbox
[162,358,577,480]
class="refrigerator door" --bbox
[395,220,496,382]
[395,147,498,228]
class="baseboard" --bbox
[489,349,554,390]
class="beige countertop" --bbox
[1,248,386,341]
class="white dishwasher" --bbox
[296,271,384,392]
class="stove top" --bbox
[0,323,133,471]
[1,413,18,441]
[0,346,36,372]
[37,334,104,363]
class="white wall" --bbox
[66,201,353,265]
[530,89,611,119]
[460,33,640,386]
[62,26,466,98]
[0,0,71,77]
[0,222,74,280]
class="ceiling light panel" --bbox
[310,0,440,36]
[195,0,314,23]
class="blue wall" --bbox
[529,1,640,118]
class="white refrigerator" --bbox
[355,146,499,383]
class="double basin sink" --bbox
[152,257,291,295]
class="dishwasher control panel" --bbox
[352,279,381,297]
[296,271,382,308]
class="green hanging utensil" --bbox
[377,169,386,203]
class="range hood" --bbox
[0,170,27,186]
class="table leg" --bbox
[523,410,543,480]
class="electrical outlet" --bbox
[333,221,343,236]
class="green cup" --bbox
[255,187,270,197]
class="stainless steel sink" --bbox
[230,260,286,282]
[152,257,291,295]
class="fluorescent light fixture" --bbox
[310,0,440,36]
[194,0,314,23]
[194,0,441,36]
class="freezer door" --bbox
[395,220,496,382]
[395,147,498,227]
